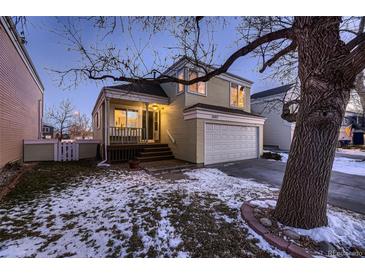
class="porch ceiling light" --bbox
[151,104,159,110]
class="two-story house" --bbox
[92,57,265,165]
[42,124,54,139]
[0,17,44,168]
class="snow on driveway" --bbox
[336,148,365,157]
[279,153,365,176]
[0,168,288,258]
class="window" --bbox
[177,69,185,93]
[114,109,138,128]
[230,83,245,108]
[176,68,206,95]
[94,111,100,129]
[127,110,138,128]
[188,70,206,95]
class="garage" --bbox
[205,123,258,165]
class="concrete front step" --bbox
[136,143,174,162]
[143,146,171,152]
[136,155,175,162]
[139,151,173,157]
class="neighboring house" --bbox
[251,84,364,150]
[0,17,44,168]
[92,57,265,164]
[42,124,54,139]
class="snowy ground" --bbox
[0,166,289,258]
[336,148,365,157]
[279,153,365,176]
[254,200,365,250]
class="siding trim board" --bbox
[104,88,169,105]
[184,108,265,125]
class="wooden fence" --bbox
[23,139,100,162]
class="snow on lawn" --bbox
[279,153,365,176]
[253,200,365,250]
[0,168,288,258]
[290,207,365,248]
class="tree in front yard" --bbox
[51,16,365,228]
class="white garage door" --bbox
[205,123,258,165]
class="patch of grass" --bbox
[126,224,144,256]
[165,192,273,258]
[2,161,102,204]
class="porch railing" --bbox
[109,127,146,144]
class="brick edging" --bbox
[0,164,34,200]
[240,201,313,258]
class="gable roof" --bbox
[184,103,263,118]
[163,56,254,85]
[106,83,168,98]
[251,84,294,99]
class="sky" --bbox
[22,17,281,119]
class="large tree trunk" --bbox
[274,17,355,228]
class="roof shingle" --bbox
[251,84,294,99]
[106,83,168,98]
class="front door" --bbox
[142,110,154,140]
[142,110,160,142]
[153,111,160,141]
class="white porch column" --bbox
[103,97,110,161]
[145,103,149,142]
[106,98,110,146]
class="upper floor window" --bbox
[230,83,245,108]
[177,69,185,93]
[176,68,206,95]
[188,70,206,95]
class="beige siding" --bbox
[184,77,251,112]
[92,104,104,142]
[79,143,99,159]
[159,74,257,164]
[160,93,198,163]
[0,22,43,167]
[23,143,54,162]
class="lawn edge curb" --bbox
[240,201,313,258]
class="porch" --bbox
[96,85,173,162]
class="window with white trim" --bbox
[230,83,245,108]
[114,109,138,128]
[188,69,206,95]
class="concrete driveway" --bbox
[212,158,365,215]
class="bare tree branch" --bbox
[259,41,297,73]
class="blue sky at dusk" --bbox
[23,17,281,118]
